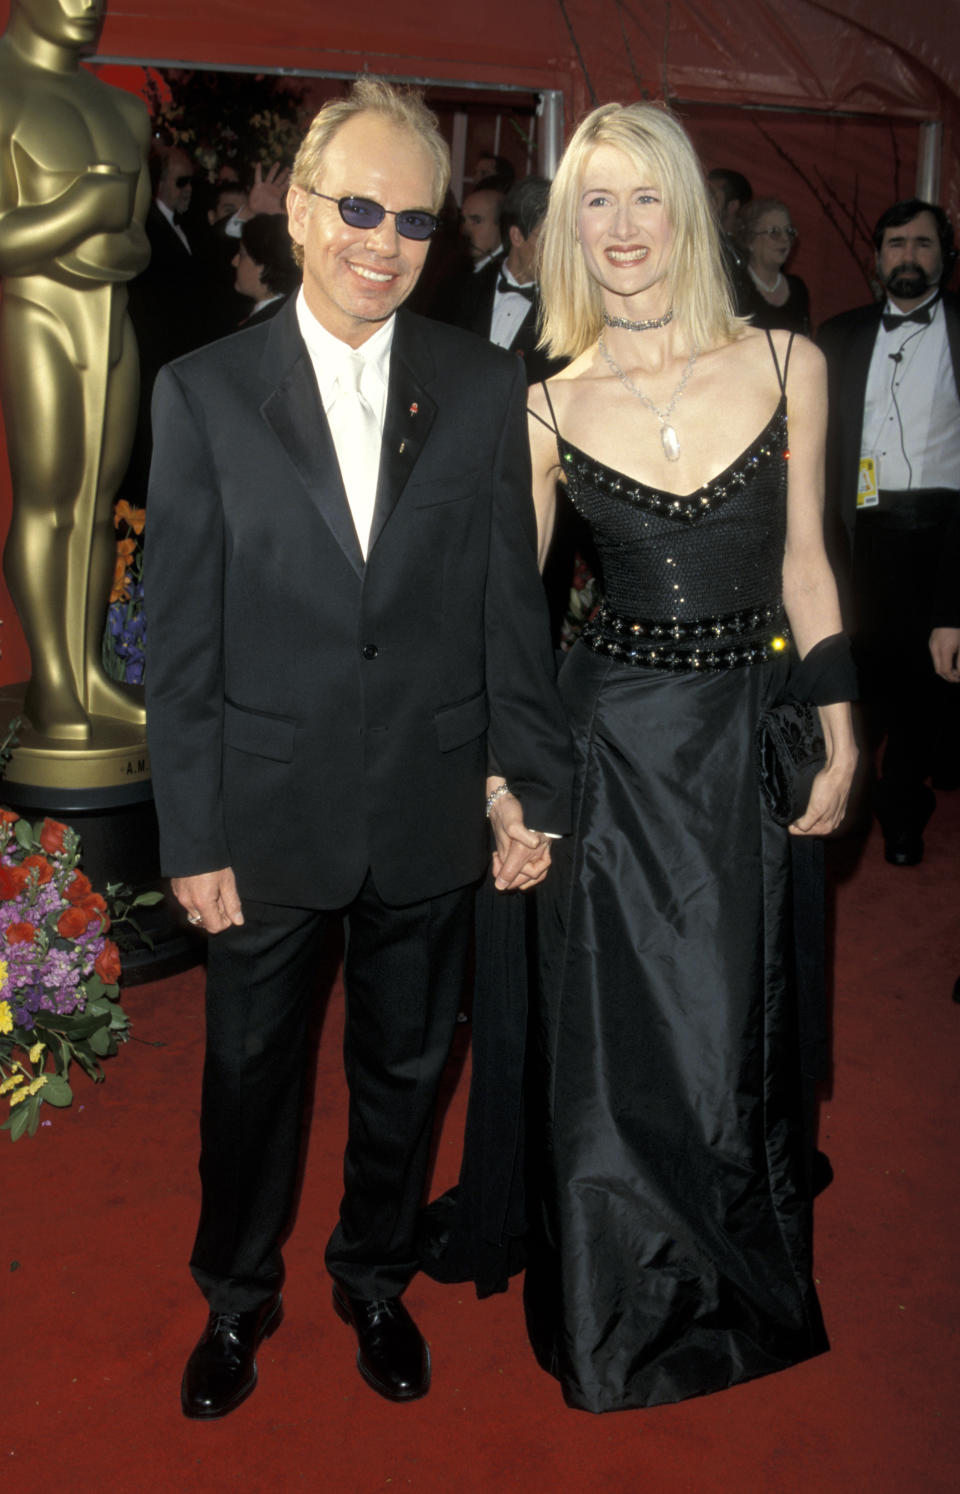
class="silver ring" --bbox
[187,913,203,926]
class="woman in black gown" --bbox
[524,103,857,1413]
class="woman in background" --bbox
[741,196,811,334]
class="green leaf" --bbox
[71,1048,103,1082]
[13,818,35,851]
[132,891,164,907]
[89,1026,112,1057]
[8,1103,31,1141]
[84,975,107,1002]
[27,1098,41,1137]
[38,1074,73,1108]
[50,1009,111,1040]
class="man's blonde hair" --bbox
[288,78,450,266]
[539,102,742,360]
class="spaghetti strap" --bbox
[528,380,560,433]
[764,328,796,394]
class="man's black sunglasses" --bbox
[309,191,439,241]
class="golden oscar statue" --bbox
[0,0,151,779]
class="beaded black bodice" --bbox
[539,379,791,671]
[559,400,788,622]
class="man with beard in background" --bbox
[819,199,960,865]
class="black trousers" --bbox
[189,872,476,1313]
[853,491,960,832]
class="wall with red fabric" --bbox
[0,0,956,688]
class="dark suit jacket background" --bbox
[144,302,573,911]
[448,258,567,387]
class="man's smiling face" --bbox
[287,111,436,347]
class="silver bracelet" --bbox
[485,783,512,817]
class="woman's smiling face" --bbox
[576,143,674,303]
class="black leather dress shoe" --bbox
[884,830,924,866]
[181,1294,282,1419]
[332,1284,430,1401]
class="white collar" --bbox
[295,289,395,409]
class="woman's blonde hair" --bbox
[539,102,742,360]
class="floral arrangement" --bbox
[0,808,156,1142]
[103,499,146,685]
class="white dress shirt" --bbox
[862,291,960,491]
[295,290,394,557]
[489,262,535,351]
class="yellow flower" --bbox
[29,1042,45,1064]
[0,1074,26,1094]
[9,1087,28,1107]
[26,1075,47,1096]
[0,998,12,1034]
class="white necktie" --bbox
[332,353,381,559]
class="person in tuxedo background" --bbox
[818,199,960,864]
[451,176,565,387]
[144,77,572,1420]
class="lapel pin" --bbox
[399,440,406,453]
[408,402,419,417]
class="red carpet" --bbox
[5,801,959,1494]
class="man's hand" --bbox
[172,867,244,934]
[487,787,552,891]
[929,627,960,683]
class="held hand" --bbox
[488,791,553,891]
[789,757,856,837]
[171,867,244,934]
[929,627,960,683]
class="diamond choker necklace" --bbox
[603,308,674,332]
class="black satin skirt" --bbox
[525,642,828,1412]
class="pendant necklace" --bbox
[748,266,782,296]
[597,332,699,463]
[603,308,673,332]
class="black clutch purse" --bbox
[755,632,858,827]
[755,700,825,826]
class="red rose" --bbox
[94,940,122,985]
[6,921,35,944]
[39,818,67,854]
[0,864,30,900]
[57,906,91,939]
[21,854,53,886]
[0,809,19,824]
[65,871,92,904]
[79,892,109,931]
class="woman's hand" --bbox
[789,753,857,836]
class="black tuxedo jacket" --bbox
[817,289,960,543]
[453,259,567,387]
[144,301,573,909]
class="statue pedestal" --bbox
[0,687,202,984]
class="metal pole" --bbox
[916,121,942,203]
[537,90,565,178]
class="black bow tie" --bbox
[497,275,536,302]
[881,300,937,332]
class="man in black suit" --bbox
[452,175,565,387]
[145,78,572,1419]
[818,198,960,864]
